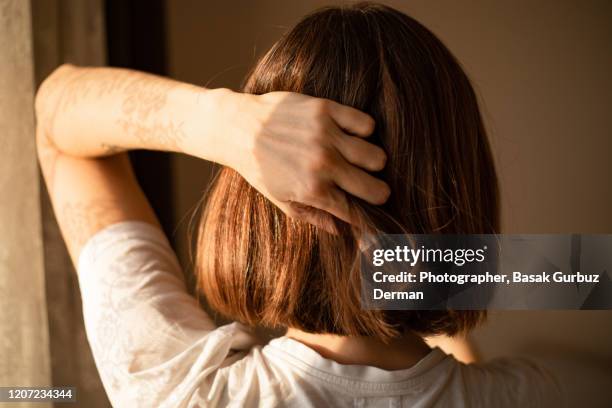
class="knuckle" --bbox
[308,122,327,141]
[304,179,327,200]
[308,147,335,172]
[311,99,329,117]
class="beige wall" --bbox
[0,0,51,400]
[165,0,612,362]
[0,0,110,405]
[29,0,111,406]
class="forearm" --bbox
[35,64,389,229]
[35,64,235,164]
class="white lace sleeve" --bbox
[77,221,257,407]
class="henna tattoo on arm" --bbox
[59,199,123,256]
[35,67,169,263]
[115,74,186,151]
[45,66,189,155]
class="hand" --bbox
[220,90,390,227]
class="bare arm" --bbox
[36,64,226,160]
[35,64,389,263]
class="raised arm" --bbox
[35,64,389,262]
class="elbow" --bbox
[35,64,76,156]
[35,63,75,133]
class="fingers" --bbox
[279,183,352,226]
[253,94,389,229]
[286,202,341,235]
[310,186,352,224]
[333,160,391,205]
[326,100,375,137]
[277,195,347,233]
[333,131,386,172]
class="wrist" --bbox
[192,87,255,172]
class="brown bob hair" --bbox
[196,2,499,341]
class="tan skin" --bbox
[35,64,477,369]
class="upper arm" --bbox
[36,127,159,265]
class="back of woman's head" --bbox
[196,2,499,341]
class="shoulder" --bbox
[78,220,169,261]
[77,220,183,293]
[459,357,564,408]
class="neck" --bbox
[285,328,431,370]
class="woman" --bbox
[35,3,562,407]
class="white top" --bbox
[77,221,563,407]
